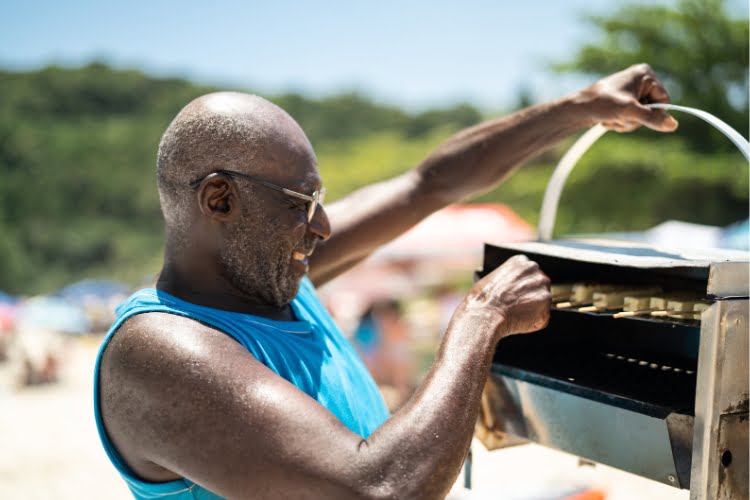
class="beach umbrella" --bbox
[53,279,130,306]
[320,203,533,313]
[719,219,749,251]
[0,303,16,331]
[16,296,91,334]
[0,291,17,305]
[371,203,533,261]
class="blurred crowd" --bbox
[0,271,471,409]
[0,280,129,388]
[322,280,468,411]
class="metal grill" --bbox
[475,239,748,499]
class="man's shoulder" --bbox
[97,312,249,483]
[108,311,206,352]
[101,311,241,387]
[98,311,254,429]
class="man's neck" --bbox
[156,260,296,322]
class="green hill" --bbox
[0,64,480,294]
[0,63,746,295]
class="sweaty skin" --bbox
[99,64,677,499]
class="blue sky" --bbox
[2,0,746,110]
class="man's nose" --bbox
[308,204,331,241]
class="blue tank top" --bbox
[93,277,390,499]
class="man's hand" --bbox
[459,254,551,340]
[575,63,679,133]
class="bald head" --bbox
[156,92,316,235]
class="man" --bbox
[94,64,677,499]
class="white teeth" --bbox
[292,251,305,261]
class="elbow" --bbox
[354,485,399,500]
[355,482,445,500]
[349,462,400,500]
[352,465,445,500]
[411,163,457,209]
[415,148,485,206]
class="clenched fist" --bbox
[461,254,551,340]
[575,63,679,133]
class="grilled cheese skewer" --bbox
[650,298,704,319]
[623,296,653,311]
[651,301,710,320]
[577,287,662,313]
[613,294,684,318]
[572,284,630,303]
[551,284,575,301]
[556,283,634,309]
[551,284,709,321]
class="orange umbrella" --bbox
[321,203,533,312]
[371,203,533,260]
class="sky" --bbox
[1,0,747,111]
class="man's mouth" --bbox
[291,239,317,266]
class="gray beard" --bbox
[220,211,300,308]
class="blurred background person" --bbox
[353,299,414,410]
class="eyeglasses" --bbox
[189,169,325,223]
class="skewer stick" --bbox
[555,301,587,309]
[577,305,605,313]
[651,310,696,317]
[577,303,631,313]
[613,309,657,318]
[614,308,690,318]
[612,309,697,319]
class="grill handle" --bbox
[537,103,750,241]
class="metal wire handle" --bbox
[537,104,750,241]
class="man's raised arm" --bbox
[309,64,677,285]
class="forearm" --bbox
[357,309,504,500]
[415,94,592,205]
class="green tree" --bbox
[0,64,481,295]
[556,0,748,153]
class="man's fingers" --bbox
[624,102,678,132]
[642,107,679,132]
[590,64,678,133]
[638,75,671,104]
[602,119,639,133]
[632,72,677,132]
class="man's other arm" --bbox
[308,64,677,285]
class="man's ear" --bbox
[197,177,239,222]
